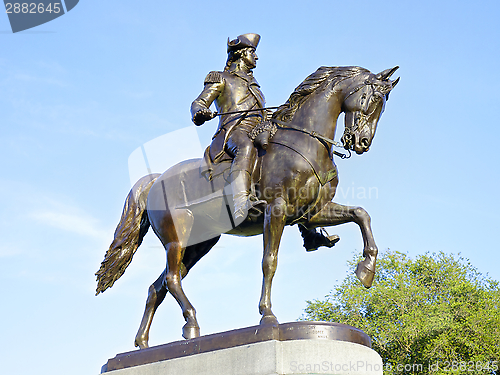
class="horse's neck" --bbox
[293,91,341,140]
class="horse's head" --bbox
[341,67,399,154]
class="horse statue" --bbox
[95,65,399,349]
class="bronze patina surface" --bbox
[95,33,399,348]
[102,321,371,373]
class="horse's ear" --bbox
[385,76,400,100]
[391,77,400,89]
[376,66,399,81]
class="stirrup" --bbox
[304,228,340,252]
[248,197,267,215]
[233,195,266,221]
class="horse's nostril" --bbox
[360,137,370,148]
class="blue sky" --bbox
[1,1,499,374]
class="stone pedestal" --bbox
[101,322,383,375]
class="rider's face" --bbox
[241,48,258,69]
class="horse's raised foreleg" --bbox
[259,198,287,326]
[306,202,378,288]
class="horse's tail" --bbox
[95,173,161,295]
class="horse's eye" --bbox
[371,93,383,103]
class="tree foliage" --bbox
[302,250,500,374]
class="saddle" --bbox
[201,120,275,180]
[200,145,262,188]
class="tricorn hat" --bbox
[227,33,261,53]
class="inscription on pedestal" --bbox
[279,322,369,344]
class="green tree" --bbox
[302,250,500,374]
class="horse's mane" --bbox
[273,66,369,122]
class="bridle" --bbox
[341,79,388,150]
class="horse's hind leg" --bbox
[134,235,221,348]
[135,270,167,349]
[306,202,378,288]
[164,239,201,339]
[148,207,201,340]
[166,234,221,339]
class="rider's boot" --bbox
[299,225,340,252]
[230,170,266,221]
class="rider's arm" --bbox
[191,71,225,125]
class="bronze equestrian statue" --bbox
[95,34,399,349]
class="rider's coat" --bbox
[191,69,266,162]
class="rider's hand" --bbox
[192,109,214,126]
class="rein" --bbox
[270,118,351,159]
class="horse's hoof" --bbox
[260,314,279,327]
[134,340,148,350]
[134,338,148,349]
[134,334,149,349]
[355,261,375,288]
[182,324,200,339]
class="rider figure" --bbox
[191,33,266,221]
[191,33,338,250]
